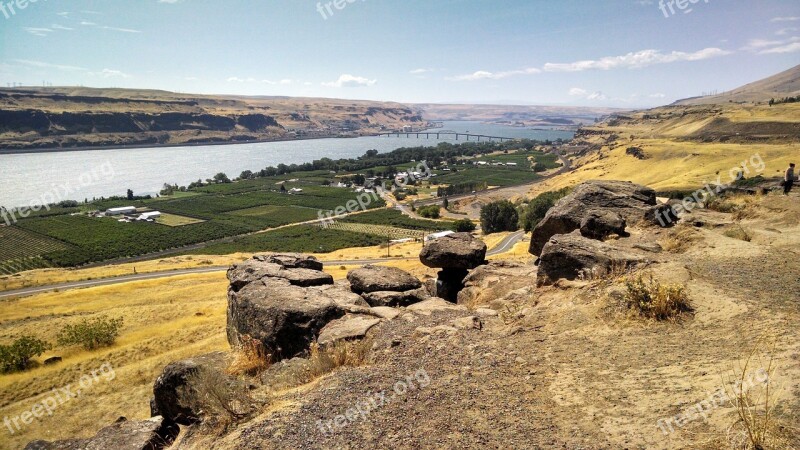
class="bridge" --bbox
[377,130,516,142]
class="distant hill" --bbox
[675,64,800,105]
[415,103,621,127]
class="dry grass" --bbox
[660,224,701,253]
[623,272,692,320]
[724,224,753,242]
[187,367,257,434]
[0,272,229,450]
[226,335,271,377]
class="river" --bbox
[0,122,573,208]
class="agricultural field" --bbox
[434,166,541,187]
[154,213,205,227]
[192,224,386,255]
[0,226,71,261]
[340,209,448,231]
[322,222,428,240]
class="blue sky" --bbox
[0,0,798,107]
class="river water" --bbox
[0,121,573,208]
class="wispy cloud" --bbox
[322,74,377,88]
[13,59,88,72]
[89,69,132,78]
[771,16,800,22]
[568,87,608,100]
[543,48,730,72]
[23,27,54,37]
[51,24,74,31]
[742,36,800,54]
[102,26,141,33]
[447,67,540,81]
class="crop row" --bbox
[0,226,71,261]
[340,209,448,231]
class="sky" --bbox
[0,0,798,107]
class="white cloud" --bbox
[227,77,256,83]
[102,26,141,33]
[80,21,97,26]
[279,79,293,85]
[587,92,608,100]
[771,16,800,22]
[568,87,588,96]
[543,48,731,72]
[24,27,54,37]
[760,41,800,54]
[776,27,798,36]
[743,36,800,54]
[158,0,183,3]
[14,59,88,72]
[322,74,377,88]
[447,67,540,81]
[410,68,433,75]
[89,69,131,78]
[51,24,74,31]
[184,76,199,81]
[649,93,666,98]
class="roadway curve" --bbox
[0,232,527,300]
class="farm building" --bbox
[106,206,136,216]
[137,211,162,221]
[425,230,455,242]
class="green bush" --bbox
[519,187,572,232]
[417,205,441,219]
[0,336,50,373]
[480,200,519,234]
[451,219,476,232]
[57,316,124,350]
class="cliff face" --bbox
[0,88,425,150]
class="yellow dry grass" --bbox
[0,272,229,450]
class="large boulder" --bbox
[227,278,348,358]
[580,210,626,240]
[346,265,422,294]
[25,416,179,450]
[317,314,382,345]
[151,352,228,425]
[253,253,324,271]
[419,233,487,270]
[529,180,657,256]
[228,258,332,292]
[537,231,644,286]
[360,288,430,307]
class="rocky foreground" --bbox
[26,181,800,450]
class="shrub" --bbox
[624,273,692,320]
[451,219,476,232]
[227,335,271,376]
[57,316,123,350]
[723,224,752,242]
[0,336,50,373]
[417,205,441,219]
[519,187,571,232]
[188,368,255,433]
[480,200,519,234]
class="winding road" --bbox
[0,231,527,300]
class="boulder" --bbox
[407,298,468,315]
[25,416,179,450]
[152,352,228,425]
[317,314,382,345]
[370,306,402,320]
[360,288,430,307]
[419,233,487,270]
[536,231,644,286]
[530,180,657,256]
[227,260,332,292]
[227,278,347,359]
[457,262,538,307]
[579,210,626,240]
[643,203,680,228]
[253,253,324,271]
[346,265,422,294]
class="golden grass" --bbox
[623,272,692,320]
[0,272,229,450]
[155,213,205,227]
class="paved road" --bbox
[0,234,527,300]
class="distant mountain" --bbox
[414,103,622,126]
[674,64,800,105]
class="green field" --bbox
[0,226,71,261]
[341,209,448,231]
[192,224,386,255]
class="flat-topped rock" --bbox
[25,416,179,450]
[318,314,382,345]
[419,233,487,270]
[228,259,332,292]
[347,265,422,294]
[252,253,324,271]
[361,288,430,307]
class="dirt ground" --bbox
[176,193,800,449]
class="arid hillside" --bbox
[0,88,424,151]
[675,64,800,106]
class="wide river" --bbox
[0,121,573,208]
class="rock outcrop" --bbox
[25,417,179,450]
[318,314,383,345]
[529,180,660,256]
[151,352,228,425]
[536,231,644,286]
[419,233,487,302]
[360,288,430,307]
[228,254,332,292]
[347,265,422,294]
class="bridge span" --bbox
[377,130,516,142]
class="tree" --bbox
[353,174,366,186]
[417,205,441,219]
[0,335,50,373]
[126,189,134,200]
[480,200,519,234]
[452,219,476,232]
[213,172,231,183]
[57,316,123,350]
[442,196,449,210]
[519,187,571,232]
[239,170,254,180]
